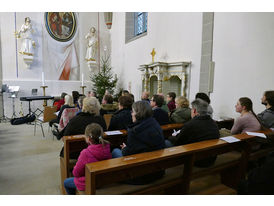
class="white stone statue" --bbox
[85,27,97,64]
[15,17,36,68]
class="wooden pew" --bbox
[59,123,183,194]
[83,130,274,195]
[60,130,127,194]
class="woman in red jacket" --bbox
[64,123,111,195]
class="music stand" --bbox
[0,84,9,122]
[8,86,20,119]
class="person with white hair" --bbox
[58,97,107,158]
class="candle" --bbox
[81,73,84,86]
[42,72,45,86]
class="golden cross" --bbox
[150,48,156,63]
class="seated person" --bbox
[158,93,169,113]
[231,97,261,134]
[150,94,169,125]
[59,97,107,158]
[64,123,111,195]
[72,91,80,106]
[141,91,150,103]
[238,155,274,195]
[195,92,213,117]
[167,92,176,112]
[122,90,129,96]
[108,95,133,131]
[53,92,67,111]
[76,95,86,115]
[57,95,75,122]
[50,94,74,127]
[166,98,220,167]
[87,91,97,98]
[112,101,165,184]
[170,96,191,123]
[257,90,274,129]
[100,94,118,115]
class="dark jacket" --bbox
[100,103,118,116]
[170,107,191,123]
[238,155,274,194]
[63,112,107,136]
[122,117,165,156]
[122,117,166,184]
[108,108,132,131]
[257,107,274,129]
[59,112,107,158]
[168,115,220,167]
[152,107,169,125]
[167,100,176,112]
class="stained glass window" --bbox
[134,12,147,36]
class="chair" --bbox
[34,106,57,137]
[58,108,79,131]
[104,114,113,129]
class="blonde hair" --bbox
[176,96,189,108]
[82,97,101,115]
[64,95,74,107]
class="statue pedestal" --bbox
[23,55,34,69]
[87,61,97,71]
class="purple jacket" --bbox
[167,100,176,112]
[73,143,111,191]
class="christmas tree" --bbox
[91,55,118,101]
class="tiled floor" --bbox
[0,122,63,195]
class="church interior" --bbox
[1,10,274,197]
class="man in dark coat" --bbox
[108,95,133,131]
[150,94,169,125]
[166,98,220,167]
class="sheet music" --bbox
[220,136,241,143]
[246,132,267,139]
[105,131,123,135]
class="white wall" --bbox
[0,12,110,117]
[211,12,274,119]
[110,12,203,101]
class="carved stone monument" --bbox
[138,61,191,98]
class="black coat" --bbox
[122,117,165,156]
[59,112,106,158]
[152,107,169,125]
[168,115,220,167]
[238,155,274,194]
[62,112,107,136]
[108,108,133,131]
[121,117,166,184]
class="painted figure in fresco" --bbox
[15,17,35,56]
[61,12,73,37]
[85,27,97,62]
[50,12,62,36]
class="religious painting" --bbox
[44,12,77,42]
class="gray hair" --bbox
[132,101,152,121]
[191,98,208,115]
[82,97,101,115]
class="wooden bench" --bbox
[59,123,183,194]
[83,130,274,195]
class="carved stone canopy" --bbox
[138,61,191,98]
